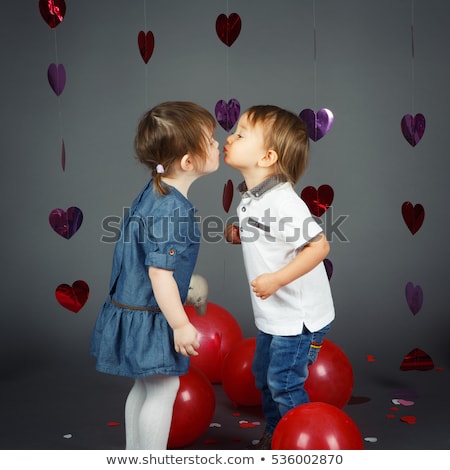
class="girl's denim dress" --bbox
[90,179,200,379]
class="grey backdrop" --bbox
[1,1,449,392]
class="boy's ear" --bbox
[258,149,278,168]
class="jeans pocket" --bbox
[307,323,331,365]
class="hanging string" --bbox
[144,0,149,107]
[53,29,65,170]
[226,0,230,101]
[312,0,317,109]
[410,0,415,114]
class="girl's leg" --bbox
[138,375,180,450]
[125,379,146,450]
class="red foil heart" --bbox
[138,31,154,64]
[39,0,66,29]
[400,348,434,371]
[402,201,424,235]
[55,280,89,313]
[216,13,241,47]
[223,179,234,213]
[301,184,334,217]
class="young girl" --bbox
[90,101,219,450]
[224,105,335,449]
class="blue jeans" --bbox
[252,323,331,434]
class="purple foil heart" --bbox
[401,113,426,147]
[48,63,66,96]
[49,207,83,239]
[215,99,240,132]
[299,108,334,142]
[405,282,423,315]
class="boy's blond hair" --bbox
[245,105,310,185]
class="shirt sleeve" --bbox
[270,195,323,248]
[143,198,199,270]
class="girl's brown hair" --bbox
[134,101,216,194]
[245,105,310,185]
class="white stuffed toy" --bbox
[185,273,209,315]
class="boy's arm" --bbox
[148,266,200,357]
[224,224,241,244]
[251,232,330,300]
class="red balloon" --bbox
[222,338,262,407]
[272,402,364,450]
[185,303,243,383]
[305,339,354,408]
[168,366,215,449]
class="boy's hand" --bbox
[224,224,241,244]
[251,273,281,300]
[173,323,200,357]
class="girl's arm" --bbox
[148,266,200,357]
[251,232,330,300]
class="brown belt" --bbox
[110,298,161,312]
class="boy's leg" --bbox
[267,329,313,418]
[252,331,281,435]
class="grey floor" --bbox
[1,351,449,450]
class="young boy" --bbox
[224,105,335,449]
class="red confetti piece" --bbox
[232,412,240,417]
[390,407,399,411]
[400,416,417,425]
[386,414,396,419]
[107,421,121,427]
[203,439,218,445]
[366,355,376,362]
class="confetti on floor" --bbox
[107,421,121,427]
[400,416,417,425]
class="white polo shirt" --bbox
[237,177,335,336]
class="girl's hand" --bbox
[251,273,281,300]
[224,224,241,244]
[173,322,200,357]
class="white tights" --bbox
[125,374,180,450]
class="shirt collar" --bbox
[238,174,288,199]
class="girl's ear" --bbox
[258,149,279,168]
[180,153,194,171]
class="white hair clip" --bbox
[156,164,165,174]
